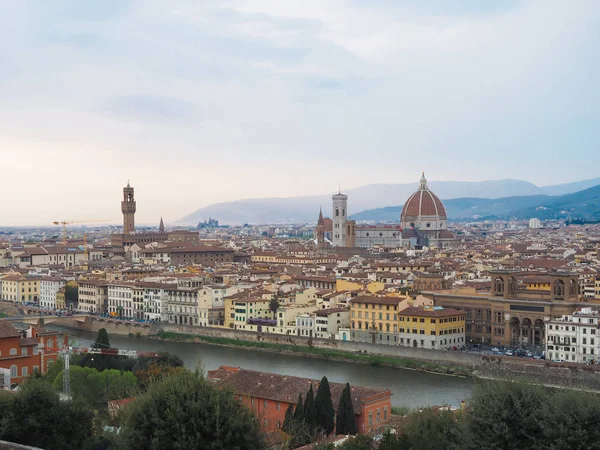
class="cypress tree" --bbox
[304,384,318,430]
[293,394,304,422]
[336,383,357,435]
[282,403,295,433]
[315,376,335,434]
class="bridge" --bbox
[1,302,154,334]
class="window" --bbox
[251,397,255,406]
[368,412,373,425]
[376,410,381,422]
[264,418,268,426]
[276,402,280,411]
[263,399,267,409]
[9,348,17,356]
[22,367,28,377]
[384,407,388,420]
[21,347,28,356]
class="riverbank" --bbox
[151,331,473,377]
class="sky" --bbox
[1,0,599,226]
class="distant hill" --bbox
[352,185,600,222]
[178,177,600,225]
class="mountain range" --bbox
[352,184,600,222]
[178,176,600,225]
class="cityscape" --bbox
[2,2,600,450]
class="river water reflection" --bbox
[51,326,473,408]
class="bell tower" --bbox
[332,190,348,247]
[121,181,136,234]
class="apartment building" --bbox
[546,308,599,363]
[78,280,108,313]
[1,275,40,303]
[167,287,200,326]
[107,283,134,317]
[39,277,66,309]
[349,296,404,345]
[398,306,466,350]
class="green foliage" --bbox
[293,393,304,422]
[52,366,137,409]
[315,376,335,435]
[283,403,295,433]
[0,378,94,450]
[336,383,357,436]
[464,381,600,450]
[304,383,318,431]
[65,284,79,307]
[118,370,264,450]
[94,328,111,349]
[269,297,280,318]
[397,408,465,450]
[391,405,412,416]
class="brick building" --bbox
[208,366,392,434]
[0,321,60,385]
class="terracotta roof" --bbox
[349,295,404,306]
[0,320,21,339]
[401,175,447,220]
[400,306,463,317]
[208,367,390,414]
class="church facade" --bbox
[316,173,455,250]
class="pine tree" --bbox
[315,376,335,434]
[293,394,304,422]
[304,383,318,431]
[282,403,295,433]
[336,383,358,435]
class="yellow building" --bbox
[523,277,551,291]
[56,288,66,310]
[349,295,404,345]
[336,279,385,294]
[398,306,465,350]
[224,296,272,330]
[0,275,40,303]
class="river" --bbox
[48,326,473,408]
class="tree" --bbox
[398,408,465,450]
[93,328,111,349]
[315,376,335,435]
[293,393,304,422]
[304,383,318,431]
[338,434,373,449]
[282,403,295,433]
[336,383,357,435]
[269,297,280,319]
[65,284,79,309]
[0,378,94,450]
[118,370,264,450]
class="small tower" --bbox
[419,171,428,190]
[315,207,326,249]
[159,217,165,233]
[121,181,136,234]
[332,189,348,247]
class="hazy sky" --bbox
[1,1,599,226]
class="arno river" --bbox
[49,326,473,408]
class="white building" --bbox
[529,218,542,229]
[296,313,315,337]
[107,283,134,318]
[314,308,350,339]
[142,283,168,322]
[546,308,599,363]
[39,277,66,309]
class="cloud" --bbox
[0,1,598,225]
[104,95,198,123]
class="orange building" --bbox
[0,320,60,386]
[208,366,392,434]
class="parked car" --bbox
[505,350,514,356]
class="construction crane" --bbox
[59,343,162,394]
[52,219,110,245]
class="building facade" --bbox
[545,308,599,363]
[39,277,66,309]
[398,306,465,350]
[122,181,136,234]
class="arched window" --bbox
[10,365,17,377]
[9,348,17,356]
[494,277,504,296]
[335,208,339,217]
[569,279,576,296]
[554,280,565,298]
